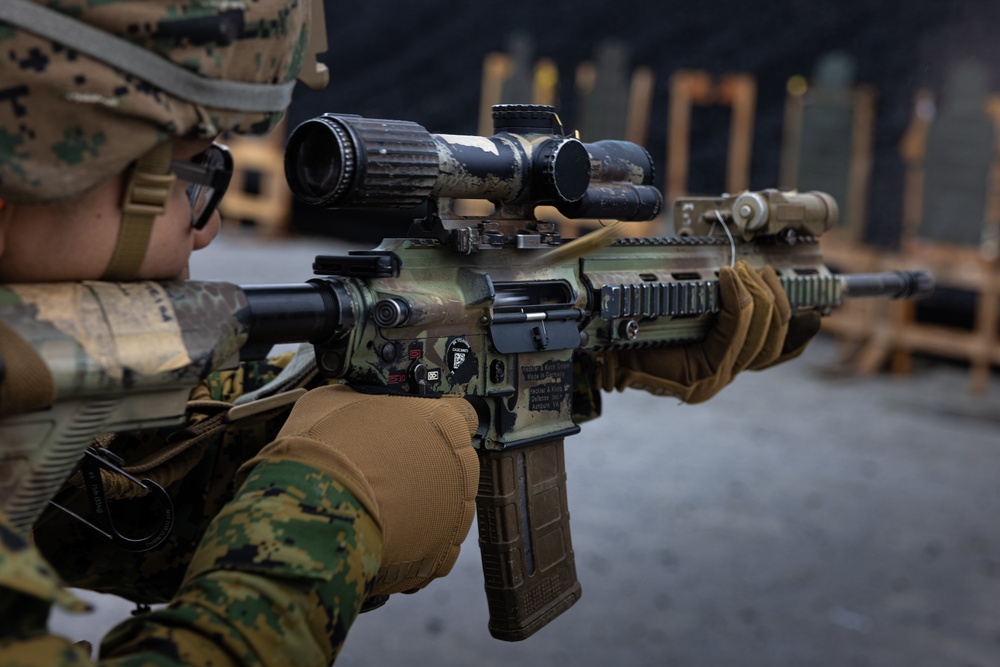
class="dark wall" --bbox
[288,0,1000,247]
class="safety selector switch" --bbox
[408,360,429,395]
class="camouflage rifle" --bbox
[0,104,930,640]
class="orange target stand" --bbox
[664,70,757,207]
[854,62,1000,393]
[218,120,292,236]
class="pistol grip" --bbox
[475,438,581,641]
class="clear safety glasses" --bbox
[169,142,233,230]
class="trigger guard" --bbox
[464,395,491,446]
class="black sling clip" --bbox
[48,447,175,552]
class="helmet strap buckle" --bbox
[102,141,175,281]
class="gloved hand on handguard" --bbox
[593,259,821,403]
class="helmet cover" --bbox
[0,0,311,203]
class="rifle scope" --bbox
[284,104,662,221]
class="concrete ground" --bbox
[50,232,1000,666]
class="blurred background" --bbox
[52,1,1000,664]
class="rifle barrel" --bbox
[838,271,934,300]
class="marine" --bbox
[0,1,814,664]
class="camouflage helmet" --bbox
[0,0,326,204]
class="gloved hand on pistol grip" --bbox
[594,260,820,403]
[239,384,480,596]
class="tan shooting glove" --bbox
[594,260,820,403]
[240,385,480,596]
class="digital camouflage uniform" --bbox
[1,359,383,665]
[0,2,385,664]
[33,356,319,602]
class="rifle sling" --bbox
[70,396,299,501]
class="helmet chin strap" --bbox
[101,141,176,281]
